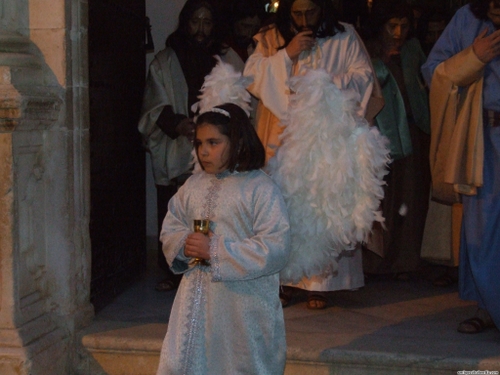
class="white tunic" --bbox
[244,23,374,122]
[157,169,290,375]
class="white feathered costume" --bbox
[194,58,389,291]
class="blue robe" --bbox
[157,169,290,375]
[422,4,500,328]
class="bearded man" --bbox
[421,0,500,334]
[138,0,241,292]
[244,0,382,309]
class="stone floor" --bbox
[90,262,500,374]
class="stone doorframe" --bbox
[0,0,94,374]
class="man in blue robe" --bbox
[421,0,500,334]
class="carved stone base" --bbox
[0,323,68,375]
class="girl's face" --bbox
[195,123,231,174]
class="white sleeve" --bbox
[244,39,293,121]
[209,180,291,282]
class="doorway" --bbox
[88,0,147,312]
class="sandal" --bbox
[306,292,328,310]
[155,278,179,292]
[457,310,495,334]
[279,286,293,308]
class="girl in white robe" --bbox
[156,103,291,375]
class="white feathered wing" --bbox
[268,68,390,284]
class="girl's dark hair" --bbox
[470,0,492,20]
[366,0,415,41]
[273,0,345,49]
[166,0,226,56]
[195,103,266,172]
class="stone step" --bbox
[79,276,500,375]
[80,322,163,375]
[80,313,500,375]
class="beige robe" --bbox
[421,46,485,264]
[428,45,485,203]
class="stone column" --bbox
[0,27,92,374]
[0,32,61,375]
[0,0,93,371]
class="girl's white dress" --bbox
[156,169,290,375]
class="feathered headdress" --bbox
[190,57,254,172]
[191,56,253,116]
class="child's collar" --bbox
[215,169,237,179]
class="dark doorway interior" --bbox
[88,0,147,312]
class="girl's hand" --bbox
[286,30,316,61]
[473,28,500,64]
[184,232,211,260]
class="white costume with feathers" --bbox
[194,59,389,289]
[245,24,387,292]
